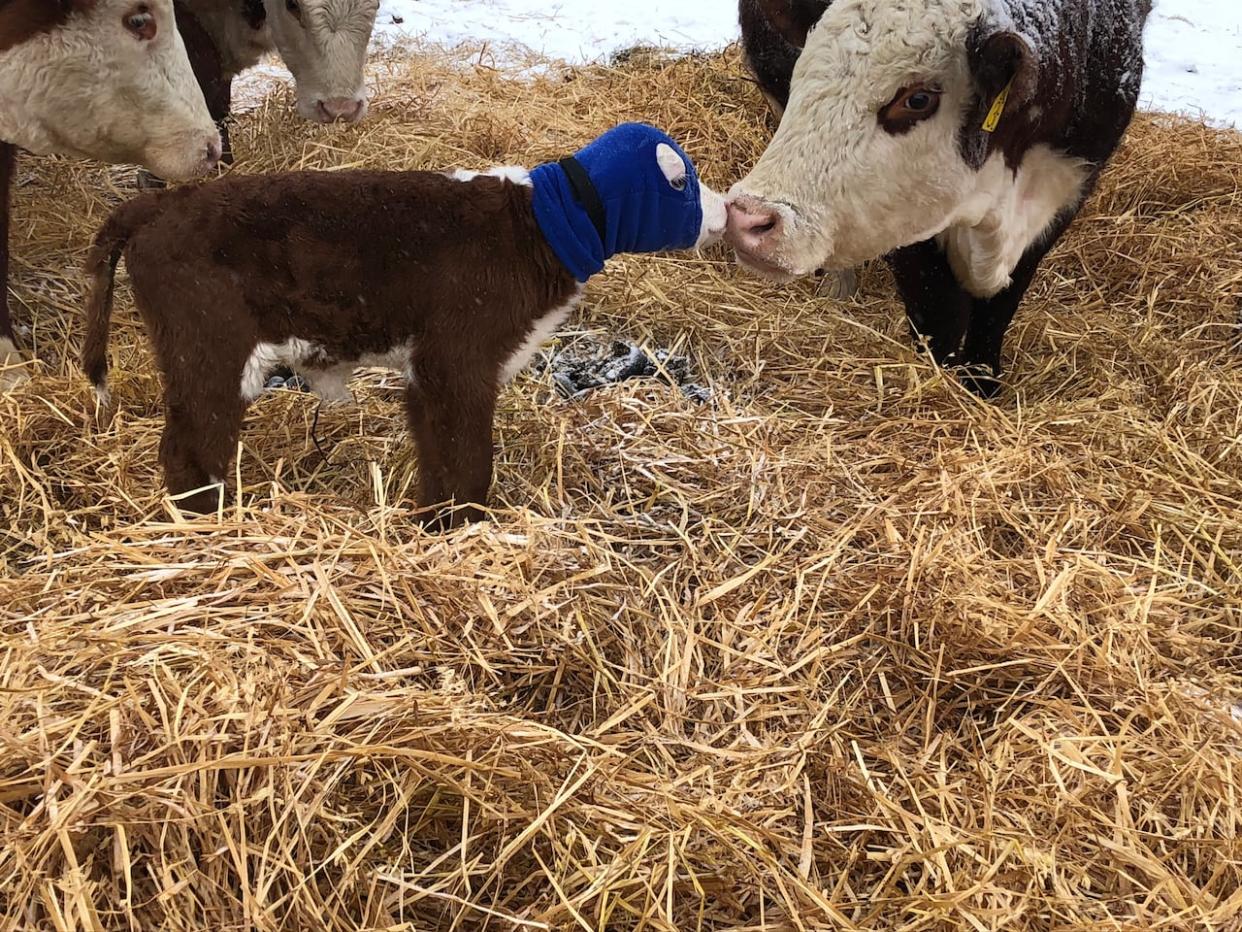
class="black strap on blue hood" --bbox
[557,156,608,245]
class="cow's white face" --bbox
[0,0,220,181]
[264,0,379,124]
[727,0,1029,280]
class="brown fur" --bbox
[83,169,579,528]
[0,0,88,53]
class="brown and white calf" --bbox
[0,0,220,391]
[175,0,379,163]
[728,0,1151,397]
[81,124,727,528]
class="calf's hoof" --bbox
[416,502,484,533]
[169,484,224,515]
[960,365,1004,400]
[0,337,33,393]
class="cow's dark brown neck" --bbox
[0,0,78,53]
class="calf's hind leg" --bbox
[159,374,246,513]
[406,354,497,530]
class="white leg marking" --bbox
[501,290,584,385]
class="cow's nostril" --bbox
[317,97,366,123]
[205,138,223,167]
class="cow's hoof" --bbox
[960,365,1003,400]
[135,169,168,190]
[0,337,33,393]
[815,266,861,301]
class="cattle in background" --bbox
[727,0,1151,397]
[0,0,221,391]
[175,0,379,164]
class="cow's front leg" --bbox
[958,226,1064,398]
[885,240,973,369]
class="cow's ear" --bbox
[969,29,1039,114]
[756,0,828,50]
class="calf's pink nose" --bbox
[725,197,783,253]
[316,97,365,123]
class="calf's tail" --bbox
[81,195,168,401]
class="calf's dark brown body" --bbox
[83,170,578,526]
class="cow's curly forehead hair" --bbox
[796,0,987,97]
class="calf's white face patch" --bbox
[264,0,379,123]
[727,0,1087,297]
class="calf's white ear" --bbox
[656,143,689,190]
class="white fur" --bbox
[241,338,414,404]
[262,0,379,122]
[0,0,219,180]
[697,182,729,250]
[450,166,533,187]
[501,289,584,385]
[0,336,29,394]
[939,146,1089,297]
[240,338,317,402]
[304,344,413,404]
[656,143,687,186]
[729,0,1090,295]
[729,0,1016,274]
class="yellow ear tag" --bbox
[981,78,1014,133]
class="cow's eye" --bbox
[878,84,943,133]
[124,5,157,40]
[286,0,302,19]
[669,175,687,192]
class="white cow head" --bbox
[726,0,1043,282]
[0,0,221,181]
[264,0,379,123]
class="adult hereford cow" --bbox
[0,0,221,390]
[175,0,379,164]
[728,0,1150,397]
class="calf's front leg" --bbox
[406,355,497,531]
[159,371,246,514]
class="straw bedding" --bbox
[1,44,1240,930]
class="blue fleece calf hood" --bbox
[529,123,705,283]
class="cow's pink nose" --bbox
[205,137,223,169]
[726,197,783,253]
[316,97,365,123]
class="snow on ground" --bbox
[372,0,1242,127]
